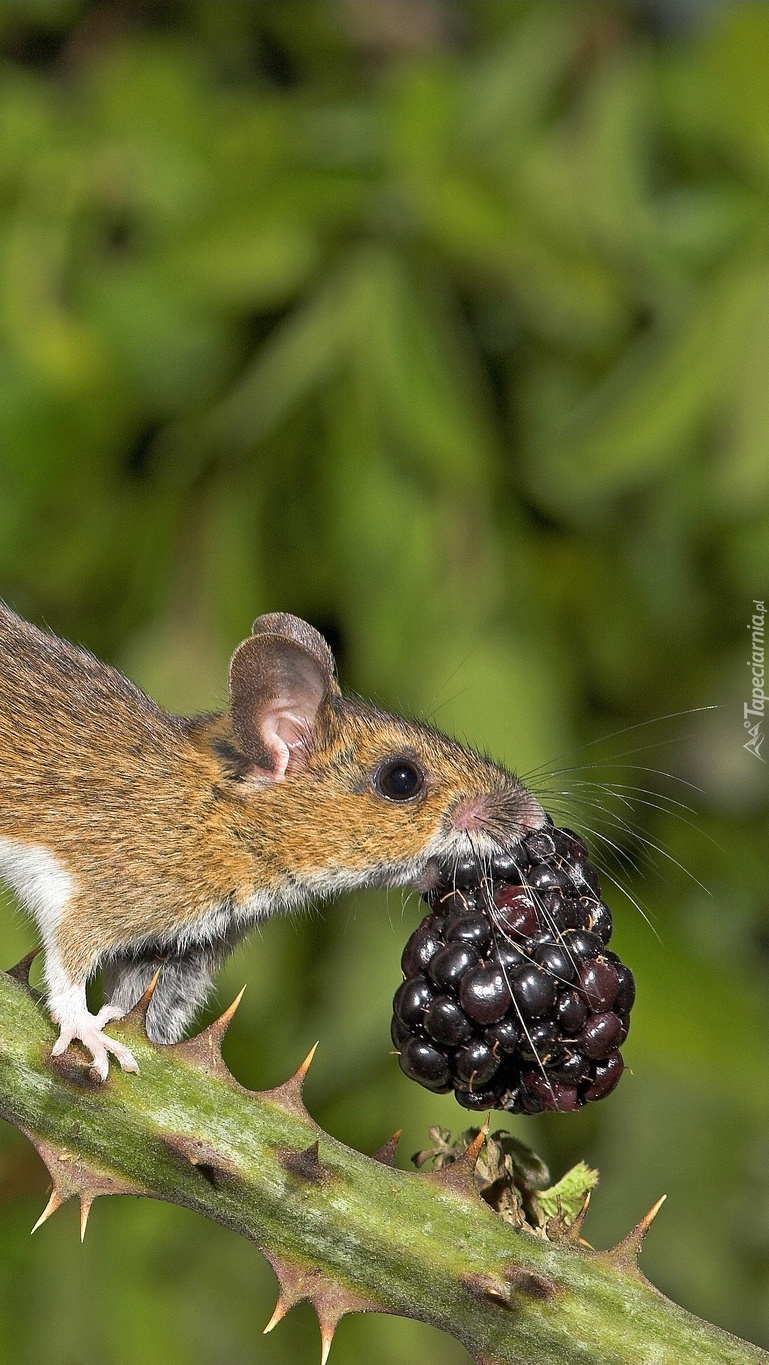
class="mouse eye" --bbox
[375,758,425,802]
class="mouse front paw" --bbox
[51,1007,139,1081]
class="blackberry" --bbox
[392,822,635,1113]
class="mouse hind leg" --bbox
[0,842,140,1080]
[103,932,244,1045]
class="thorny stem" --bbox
[0,965,764,1365]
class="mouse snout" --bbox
[450,784,546,843]
[451,794,494,833]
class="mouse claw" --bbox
[95,1003,126,1027]
[51,1012,139,1079]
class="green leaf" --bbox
[712,262,769,514]
[696,6,769,184]
[421,173,628,349]
[462,4,582,146]
[358,254,497,486]
[538,1162,600,1224]
[205,249,376,451]
[527,257,765,514]
[173,217,320,310]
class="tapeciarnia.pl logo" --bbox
[744,599,766,762]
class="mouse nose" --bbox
[451,795,490,833]
[450,787,546,838]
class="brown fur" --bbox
[0,604,541,1007]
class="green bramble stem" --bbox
[0,966,764,1365]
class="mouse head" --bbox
[227,614,545,900]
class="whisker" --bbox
[529,775,699,816]
[549,791,712,898]
[518,706,719,783]
[464,834,556,1090]
[547,814,663,941]
[534,782,715,862]
[525,757,704,796]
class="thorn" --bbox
[371,1131,401,1167]
[602,1195,667,1275]
[319,1319,335,1365]
[209,985,247,1040]
[638,1194,667,1235]
[464,1121,489,1168]
[460,1272,512,1308]
[256,1043,320,1121]
[119,969,162,1029]
[31,1188,63,1234]
[79,1197,92,1243]
[135,968,161,1012]
[565,1190,592,1243]
[279,1140,326,1184]
[263,1256,380,1348]
[166,993,247,1082]
[7,948,41,987]
[263,1297,289,1335]
[505,1266,558,1300]
[296,1041,319,1083]
[424,1121,489,1198]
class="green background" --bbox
[0,2,767,1360]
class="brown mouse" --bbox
[0,606,544,1077]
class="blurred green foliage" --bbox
[0,1,767,1361]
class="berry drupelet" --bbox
[392,822,635,1114]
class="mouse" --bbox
[0,605,545,1078]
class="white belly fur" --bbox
[0,835,73,938]
[0,834,274,968]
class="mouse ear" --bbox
[228,627,336,781]
[251,613,337,681]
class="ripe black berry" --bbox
[574,862,601,896]
[436,889,476,918]
[512,965,558,1019]
[556,990,589,1035]
[392,819,635,1113]
[560,929,603,960]
[548,1049,591,1084]
[583,898,613,944]
[456,1085,502,1111]
[459,965,513,1024]
[519,1019,561,1062]
[532,940,577,984]
[393,976,432,1029]
[445,912,492,953]
[524,831,557,862]
[614,964,636,1015]
[583,1050,624,1100]
[528,864,570,892]
[451,857,479,889]
[493,939,528,976]
[491,885,538,938]
[577,1011,623,1059]
[398,1037,452,1091]
[490,851,523,879]
[428,942,479,991]
[485,1017,520,1053]
[401,921,444,977]
[453,1037,500,1089]
[522,1071,580,1112]
[424,995,472,1046]
[553,828,589,866]
[575,958,619,1012]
